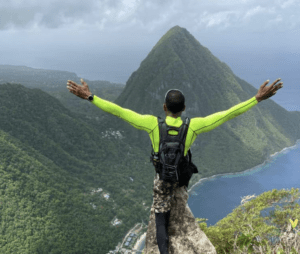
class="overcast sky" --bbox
[1,0,299,111]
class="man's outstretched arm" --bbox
[66,78,157,134]
[90,95,156,133]
[190,78,284,135]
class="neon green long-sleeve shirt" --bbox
[91,95,258,157]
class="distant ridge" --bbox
[0,64,125,92]
[0,64,126,119]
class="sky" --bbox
[1,0,299,111]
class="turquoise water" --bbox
[188,139,300,229]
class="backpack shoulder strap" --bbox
[157,116,165,124]
[184,116,190,125]
[157,116,166,149]
[183,117,194,161]
[180,116,190,154]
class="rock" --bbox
[144,176,217,254]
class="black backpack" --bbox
[150,116,198,188]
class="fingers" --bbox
[271,78,281,87]
[67,80,77,86]
[276,82,284,90]
[261,78,283,91]
[67,80,80,92]
[269,78,283,97]
[261,80,269,87]
[68,80,83,87]
[67,80,77,94]
[271,79,283,91]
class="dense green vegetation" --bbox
[199,187,300,253]
[0,83,155,253]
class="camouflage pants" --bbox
[152,173,185,213]
[144,173,217,254]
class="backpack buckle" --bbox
[165,164,177,170]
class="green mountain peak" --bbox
[114,25,233,117]
[152,25,186,50]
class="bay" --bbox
[188,139,300,229]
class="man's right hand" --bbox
[255,78,283,102]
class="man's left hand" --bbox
[255,78,283,102]
[67,79,91,100]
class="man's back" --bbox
[90,95,258,157]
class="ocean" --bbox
[188,139,300,229]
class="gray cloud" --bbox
[0,0,299,33]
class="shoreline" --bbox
[187,138,300,194]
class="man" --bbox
[67,78,283,254]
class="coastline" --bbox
[187,138,300,194]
